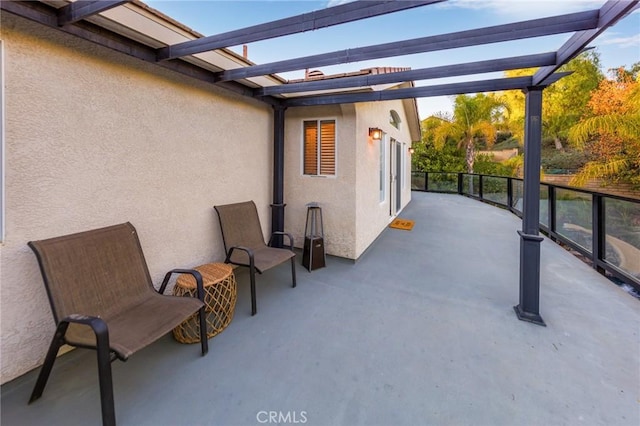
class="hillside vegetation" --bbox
[413,52,640,189]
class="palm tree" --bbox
[568,113,640,185]
[432,94,502,173]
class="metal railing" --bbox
[411,171,640,292]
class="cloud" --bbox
[438,0,603,19]
[596,33,640,48]
[326,0,355,7]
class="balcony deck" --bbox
[2,192,638,426]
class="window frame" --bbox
[301,118,337,178]
[389,110,402,130]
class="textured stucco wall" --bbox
[283,105,357,259]
[0,15,273,383]
[354,101,414,258]
[283,100,414,261]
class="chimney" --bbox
[242,45,248,59]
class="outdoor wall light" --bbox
[369,127,382,140]
[408,147,415,154]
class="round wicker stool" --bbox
[172,263,237,344]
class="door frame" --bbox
[389,138,402,217]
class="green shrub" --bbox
[541,150,592,173]
[492,136,521,151]
[474,154,516,176]
[411,142,465,172]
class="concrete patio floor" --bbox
[2,192,638,426]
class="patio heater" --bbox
[302,202,326,272]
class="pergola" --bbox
[3,0,637,326]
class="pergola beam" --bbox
[156,0,444,61]
[256,52,558,97]
[217,10,599,82]
[57,1,129,26]
[283,73,570,107]
[533,0,638,85]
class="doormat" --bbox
[389,218,415,231]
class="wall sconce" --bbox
[408,147,415,154]
[369,127,382,141]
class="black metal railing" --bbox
[411,171,640,292]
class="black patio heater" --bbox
[302,202,326,272]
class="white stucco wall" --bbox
[283,100,415,261]
[283,104,357,259]
[0,15,273,383]
[354,100,414,258]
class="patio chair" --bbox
[27,222,208,426]
[214,201,296,316]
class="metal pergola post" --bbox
[514,86,546,326]
[270,105,287,248]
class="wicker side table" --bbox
[172,263,237,344]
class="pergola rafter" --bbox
[216,10,600,82]
[3,0,632,107]
[281,73,570,107]
[534,0,638,85]
[255,52,559,97]
[57,0,129,26]
[156,0,444,61]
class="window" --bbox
[379,133,386,202]
[303,120,336,176]
[389,110,401,129]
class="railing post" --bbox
[592,194,605,274]
[507,177,513,211]
[457,173,463,195]
[548,186,556,241]
[514,86,546,327]
[425,172,429,192]
[478,174,484,200]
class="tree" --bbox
[431,94,503,173]
[411,115,465,172]
[499,51,603,150]
[544,52,603,151]
[568,65,640,186]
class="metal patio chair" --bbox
[28,222,208,426]
[214,201,296,316]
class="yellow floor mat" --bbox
[389,218,414,231]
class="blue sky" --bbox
[146,0,640,118]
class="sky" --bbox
[145,0,640,119]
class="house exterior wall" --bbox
[283,100,415,261]
[0,15,273,384]
[283,104,358,259]
[354,100,414,258]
